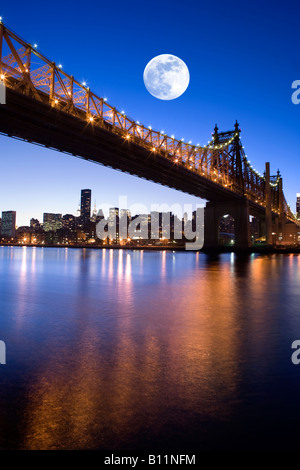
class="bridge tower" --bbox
[265,162,272,245]
[204,121,251,249]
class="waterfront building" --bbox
[81,189,91,225]
[1,211,16,238]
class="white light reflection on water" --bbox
[0,248,300,450]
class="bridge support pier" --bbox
[204,199,251,249]
[265,162,273,245]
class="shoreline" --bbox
[1,243,300,254]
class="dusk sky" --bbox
[0,0,300,226]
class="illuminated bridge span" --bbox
[0,22,298,248]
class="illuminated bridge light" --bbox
[2,22,297,228]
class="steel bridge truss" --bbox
[0,22,297,222]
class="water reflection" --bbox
[0,248,300,450]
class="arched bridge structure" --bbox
[0,22,298,248]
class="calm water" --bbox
[1,246,300,450]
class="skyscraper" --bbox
[297,193,300,218]
[62,214,76,230]
[43,213,62,231]
[43,213,62,223]
[1,211,16,238]
[81,189,91,225]
[109,207,119,241]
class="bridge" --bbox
[0,22,299,248]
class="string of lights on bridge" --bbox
[1,16,293,215]
[0,16,271,178]
[0,16,278,189]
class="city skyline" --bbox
[0,1,300,227]
[1,186,199,228]
[0,185,204,228]
[2,185,300,229]
[1,186,297,248]
[0,187,208,249]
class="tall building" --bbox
[1,211,16,238]
[81,189,91,225]
[120,209,131,221]
[62,214,76,230]
[119,209,131,238]
[43,213,62,223]
[150,211,160,239]
[43,213,62,232]
[297,193,300,218]
[109,207,119,241]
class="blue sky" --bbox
[1,0,300,226]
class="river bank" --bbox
[1,243,300,254]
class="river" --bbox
[0,246,300,450]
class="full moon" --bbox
[143,54,190,100]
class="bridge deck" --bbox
[0,88,253,205]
